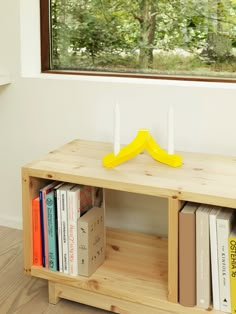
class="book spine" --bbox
[39,191,46,267]
[179,210,196,307]
[61,189,69,274]
[46,191,58,271]
[229,235,236,314]
[32,197,42,266]
[217,218,231,312]
[55,188,63,272]
[209,213,220,310]
[68,189,79,276]
[42,190,49,268]
[196,210,211,309]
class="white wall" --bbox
[0,1,236,233]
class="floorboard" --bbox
[0,226,110,314]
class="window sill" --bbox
[21,71,236,90]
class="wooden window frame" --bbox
[40,0,236,84]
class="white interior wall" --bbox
[0,1,236,234]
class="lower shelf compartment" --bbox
[31,228,168,309]
[31,228,221,313]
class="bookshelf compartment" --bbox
[31,228,168,309]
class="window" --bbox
[40,0,236,82]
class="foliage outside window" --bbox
[41,0,236,81]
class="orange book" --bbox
[32,196,42,266]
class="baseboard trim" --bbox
[0,215,22,230]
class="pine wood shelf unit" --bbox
[22,139,236,314]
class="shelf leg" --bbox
[48,281,61,305]
[168,197,184,303]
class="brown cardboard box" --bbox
[77,206,105,277]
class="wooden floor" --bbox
[0,226,111,314]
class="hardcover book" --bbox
[217,208,234,313]
[196,205,212,309]
[32,196,42,266]
[228,226,236,314]
[39,181,58,268]
[46,190,58,271]
[53,182,64,272]
[77,206,105,277]
[58,183,75,274]
[67,184,94,276]
[179,202,198,307]
[209,206,222,311]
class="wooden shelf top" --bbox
[23,139,236,208]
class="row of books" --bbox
[179,202,236,313]
[32,181,105,277]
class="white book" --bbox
[68,185,94,276]
[209,206,222,311]
[196,205,212,309]
[68,186,79,276]
[217,208,234,313]
[59,183,75,274]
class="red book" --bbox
[32,196,42,266]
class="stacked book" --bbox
[179,202,236,313]
[32,181,105,277]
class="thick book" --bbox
[32,196,42,266]
[68,184,94,276]
[58,183,75,274]
[217,208,234,313]
[209,206,222,311]
[179,202,198,307]
[39,181,58,268]
[77,206,105,277]
[228,226,236,314]
[196,204,212,309]
[46,190,58,271]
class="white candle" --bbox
[114,103,120,156]
[167,106,174,155]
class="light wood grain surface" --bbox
[31,228,168,310]
[23,139,236,208]
[0,226,110,314]
[0,226,223,314]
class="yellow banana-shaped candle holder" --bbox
[102,129,182,168]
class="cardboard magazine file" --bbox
[77,206,105,277]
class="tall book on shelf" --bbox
[217,208,234,313]
[39,181,58,268]
[196,205,212,309]
[179,202,198,307]
[228,226,236,314]
[58,183,75,274]
[46,190,58,271]
[209,206,222,311]
[67,185,94,276]
[32,196,42,266]
[54,182,64,273]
